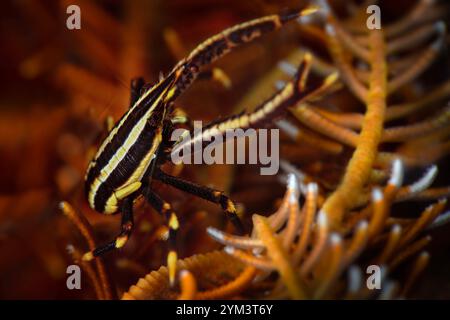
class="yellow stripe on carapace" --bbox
[115,181,142,201]
[89,78,167,167]
[88,83,172,212]
[101,131,162,214]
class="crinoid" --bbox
[122,0,450,300]
[207,166,448,299]
[4,0,448,300]
[276,0,450,230]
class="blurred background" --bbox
[0,0,449,299]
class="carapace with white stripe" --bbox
[81,5,335,285]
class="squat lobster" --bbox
[82,5,335,285]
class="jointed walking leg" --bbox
[172,6,319,94]
[83,197,135,261]
[153,168,245,234]
[144,187,180,286]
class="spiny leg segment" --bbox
[153,168,244,234]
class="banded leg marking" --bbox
[82,197,135,261]
[144,188,180,286]
[171,54,340,156]
[172,6,319,94]
[154,168,244,234]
